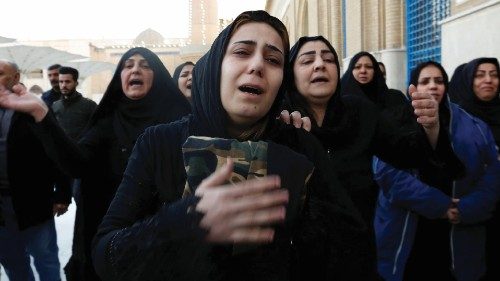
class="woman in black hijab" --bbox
[449,58,500,148]
[341,51,408,110]
[90,11,372,281]
[0,47,191,280]
[449,57,500,281]
[172,61,195,102]
[284,36,464,279]
[285,35,455,224]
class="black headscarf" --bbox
[448,63,466,95]
[286,36,353,148]
[190,10,289,140]
[89,47,191,148]
[172,61,195,85]
[409,61,450,122]
[408,61,467,189]
[449,57,500,146]
[341,51,399,109]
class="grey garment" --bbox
[0,108,14,226]
[0,108,14,190]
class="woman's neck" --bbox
[310,103,327,127]
[226,118,266,141]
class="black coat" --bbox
[41,88,62,107]
[33,47,192,281]
[52,91,97,140]
[285,36,435,224]
[93,12,373,281]
[93,116,371,281]
[35,111,154,281]
[7,112,71,230]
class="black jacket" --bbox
[32,47,192,281]
[7,112,71,230]
[92,117,371,281]
[42,88,62,107]
[52,91,97,140]
[92,13,372,280]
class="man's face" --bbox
[48,69,60,90]
[59,73,77,95]
[0,61,20,90]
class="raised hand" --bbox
[279,110,312,132]
[0,84,49,122]
[409,84,439,129]
[195,159,289,243]
[409,84,440,148]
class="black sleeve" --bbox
[292,132,378,280]
[30,112,100,177]
[52,171,72,205]
[372,102,441,170]
[373,103,464,177]
[92,127,207,281]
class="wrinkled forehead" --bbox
[476,62,499,72]
[296,40,335,58]
[227,22,285,54]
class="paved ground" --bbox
[1,200,75,281]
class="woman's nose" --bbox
[313,58,325,71]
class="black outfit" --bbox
[341,51,409,111]
[52,91,97,140]
[449,58,500,148]
[286,37,448,226]
[92,12,371,281]
[33,47,191,281]
[284,36,461,280]
[0,111,70,230]
[52,91,96,236]
[449,57,500,281]
[41,88,62,107]
[388,88,406,99]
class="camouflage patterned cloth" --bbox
[182,136,269,196]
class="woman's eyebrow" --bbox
[232,40,283,55]
[298,50,316,58]
[265,44,283,55]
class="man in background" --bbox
[52,66,96,140]
[0,59,70,281]
[41,64,62,107]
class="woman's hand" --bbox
[279,110,312,132]
[409,84,439,129]
[195,160,289,243]
[0,84,49,122]
[409,84,440,148]
[442,198,460,224]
